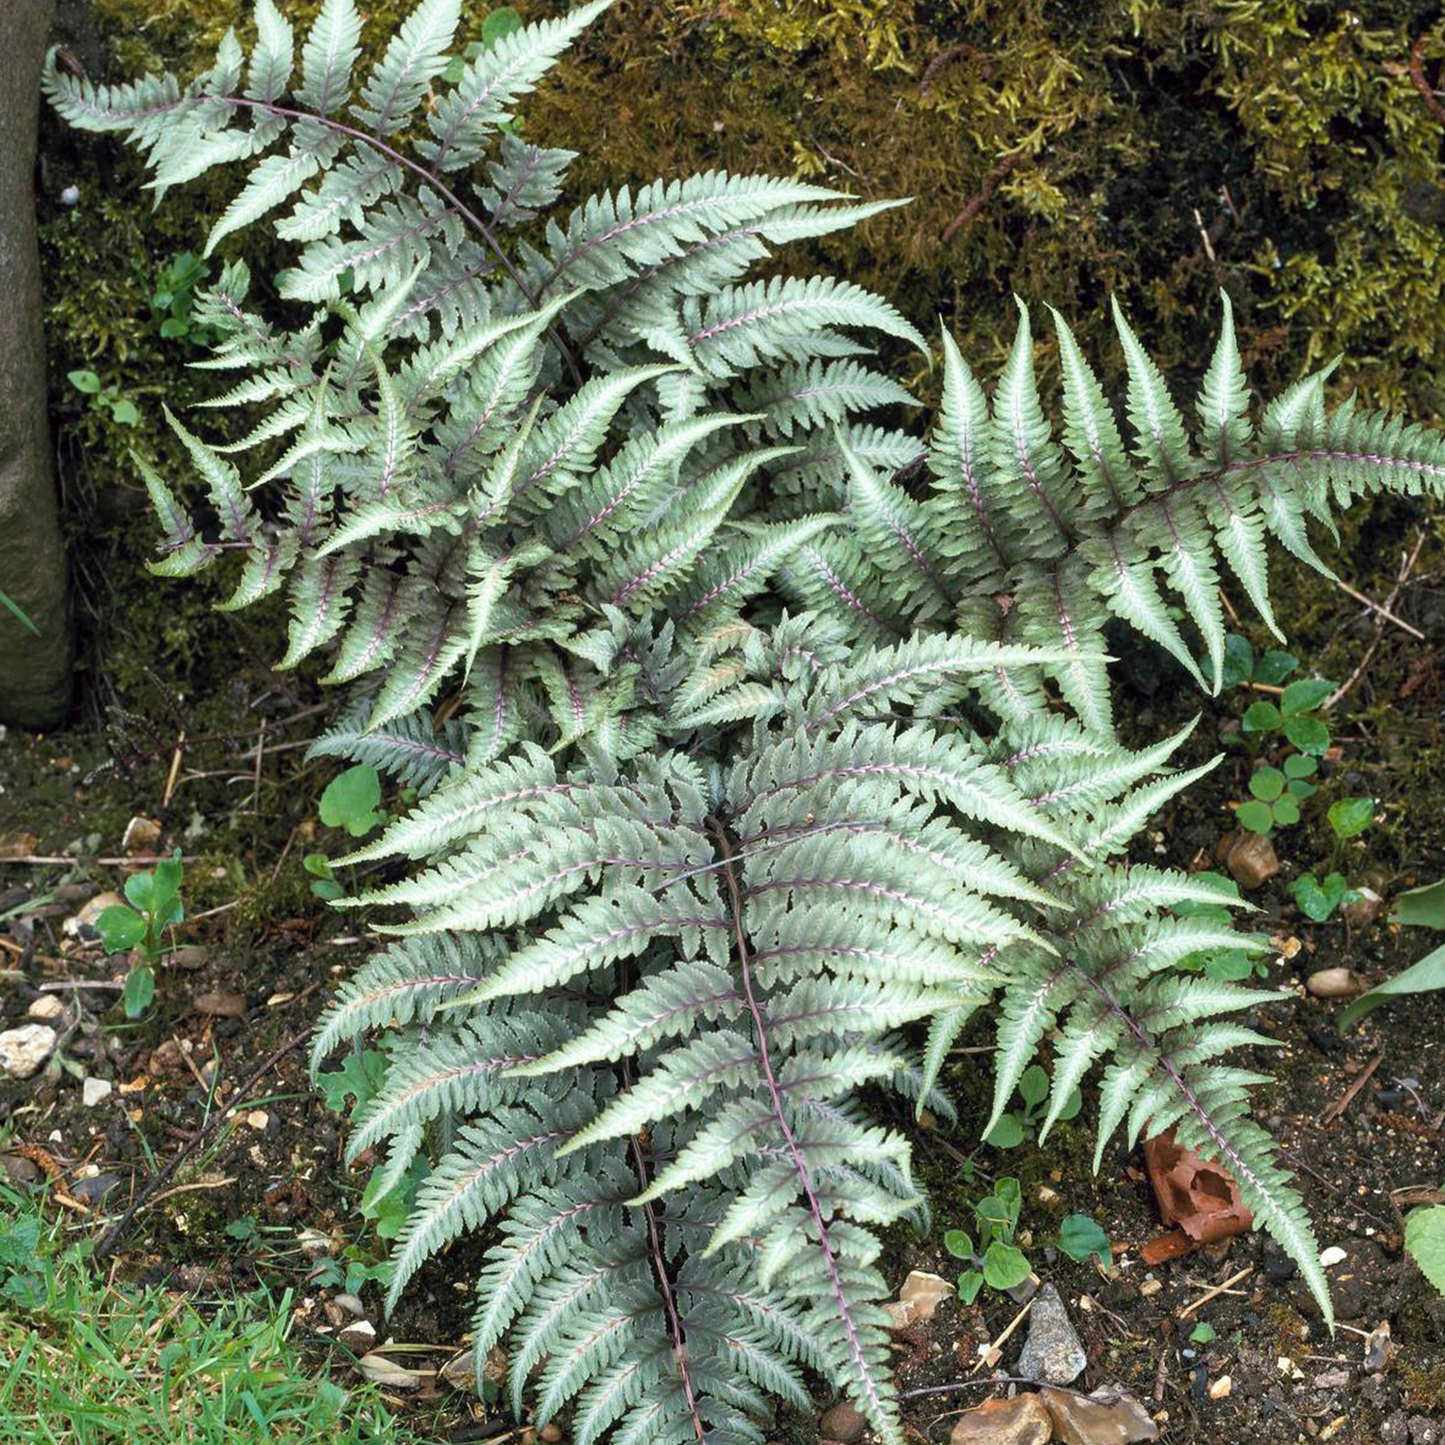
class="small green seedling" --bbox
[1293,871,1360,923]
[319,765,385,837]
[944,1177,1030,1303]
[1241,677,1334,756]
[1189,1321,1216,1345]
[67,369,139,427]
[1221,634,1298,692]
[1328,796,1374,840]
[304,853,344,902]
[1405,1193,1445,1302]
[94,848,184,1017]
[1056,1213,1112,1268]
[444,6,524,82]
[1174,873,1269,981]
[984,1064,1081,1149]
[151,251,214,345]
[307,765,385,902]
[1236,754,1318,835]
[317,1047,426,1246]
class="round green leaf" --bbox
[1286,779,1317,801]
[1281,678,1333,715]
[124,964,156,1019]
[1254,650,1299,686]
[1221,634,1254,689]
[1057,1213,1112,1266]
[1328,796,1374,840]
[96,905,147,954]
[982,1240,1031,1291]
[320,765,384,837]
[1056,1085,1083,1122]
[1235,800,1273,834]
[1190,1321,1216,1344]
[943,1229,975,1261]
[957,1270,985,1304]
[1282,714,1330,755]
[1271,793,1300,826]
[1405,1206,1445,1297]
[1241,701,1282,733]
[67,369,101,394]
[1293,874,1332,923]
[1284,752,1317,779]
[481,6,524,44]
[984,1114,1025,1149]
[1018,1064,1049,1107]
[1248,767,1284,802]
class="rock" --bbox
[1306,968,1363,999]
[168,945,208,971]
[0,1023,56,1078]
[1383,1412,1411,1445]
[192,990,247,1019]
[900,1270,953,1322]
[1262,1240,1297,1283]
[1319,1245,1347,1268]
[332,1292,366,1318]
[1367,1314,1404,1371]
[0,1152,39,1184]
[1016,1284,1087,1386]
[80,1076,112,1106]
[1041,1384,1160,1445]
[338,1318,376,1350]
[439,1351,475,1391]
[1207,1375,1231,1399]
[296,1228,332,1258]
[74,1170,120,1212]
[949,1393,1052,1444]
[65,892,124,939]
[1222,831,1279,890]
[539,1425,563,1444]
[26,994,63,1022]
[882,1299,915,1329]
[1342,886,1384,928]
[1411,1419,1442,1445]
[121,816,161,856]
[0,0,71,730]
[819,1402,867,1444]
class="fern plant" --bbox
[45,0,921,752]
[781,296,1445,736]
[49,2,1445,1440]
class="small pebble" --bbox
[81,1077,113,1107]
[818,1403,865,1444]
[1139,1278,1162,1298]
[1306,967,1364,999]
[60,184,80,205]
[26,995,64,1022]
[1208,1375,1232,1400]
[1320,1245,1348,1268]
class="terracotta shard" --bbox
[1141,1128,1253,1257]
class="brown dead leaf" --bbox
[0,832,38,860]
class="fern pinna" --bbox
[783,296,1445,736]
[50,0,1445,1438]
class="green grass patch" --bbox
[0,1186,436,1444]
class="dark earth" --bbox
[2,496,1445,1444]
